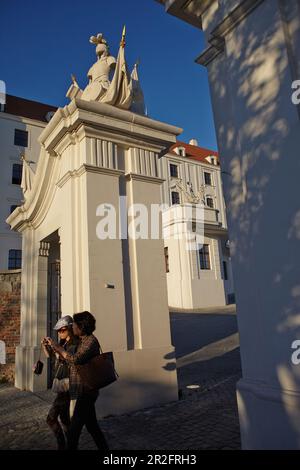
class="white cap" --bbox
[53,315,73,330]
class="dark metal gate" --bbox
[47,260,61,388]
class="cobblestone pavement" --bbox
[0,376,241,450]
[0,309,242,450]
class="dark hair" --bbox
[73,311,96,335]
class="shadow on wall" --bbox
[96,374,178,419]
[207,0,300,447]
[14,341,179,417]
[97,349,178,419]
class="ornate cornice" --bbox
[155,0,211,29]
[38,98,182,155]
[56,164,125,188]
[7,94,181,234]
[196,0,264,66]
[125,172,165,185]
[210,0,264,39]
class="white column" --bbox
[15,231,48,391]
[198,0,300,449]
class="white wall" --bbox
[200,0,300,449]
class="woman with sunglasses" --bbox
[41,315,79,450]
[46,311,109,451]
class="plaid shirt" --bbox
[64,334,100,399]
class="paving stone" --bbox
[0,311,242,450]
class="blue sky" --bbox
[0,0,217,150]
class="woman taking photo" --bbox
[41,315,78,450]
[46,311,109,451]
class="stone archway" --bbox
[8,96,182,414]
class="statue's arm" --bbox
[87,65,94,84]
[108,56,117,67]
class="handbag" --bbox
[51,362,70,393]
[76,346,119,390]
[52,377,69,393]
[33,360,44,375]
[33,346,44,375]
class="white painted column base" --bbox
[237,378,300,449]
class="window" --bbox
[177,147,186,157]
[8,249,22,269]
[171,191,180,205]
[12,163,23,185]
[199,244,211,270]
[223,261,228,280]
[170,164,178,178]
[164,247,169,273]
[14,129,28,147]
[206,197,214,208]
[204,172,212,186]
[10,205,18,214]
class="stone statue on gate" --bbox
[81,33,117,102]
[66,27,146,115]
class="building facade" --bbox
[0,95,56,270]
[1,98,234,310]
[160,141,234,308]
[2,26,238,416]
[157,0,300,450]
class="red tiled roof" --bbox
[170,140,219,165]
[2,95,58,122]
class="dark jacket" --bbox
[53,337,79,380]
[64,334,100,399]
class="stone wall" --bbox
[0,270,21,383]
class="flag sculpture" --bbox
[67,27,146,115]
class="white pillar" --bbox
[15,233,48,391]
[197,0,300,449]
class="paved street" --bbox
[0,306,242,450]
[170,306,241,398]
